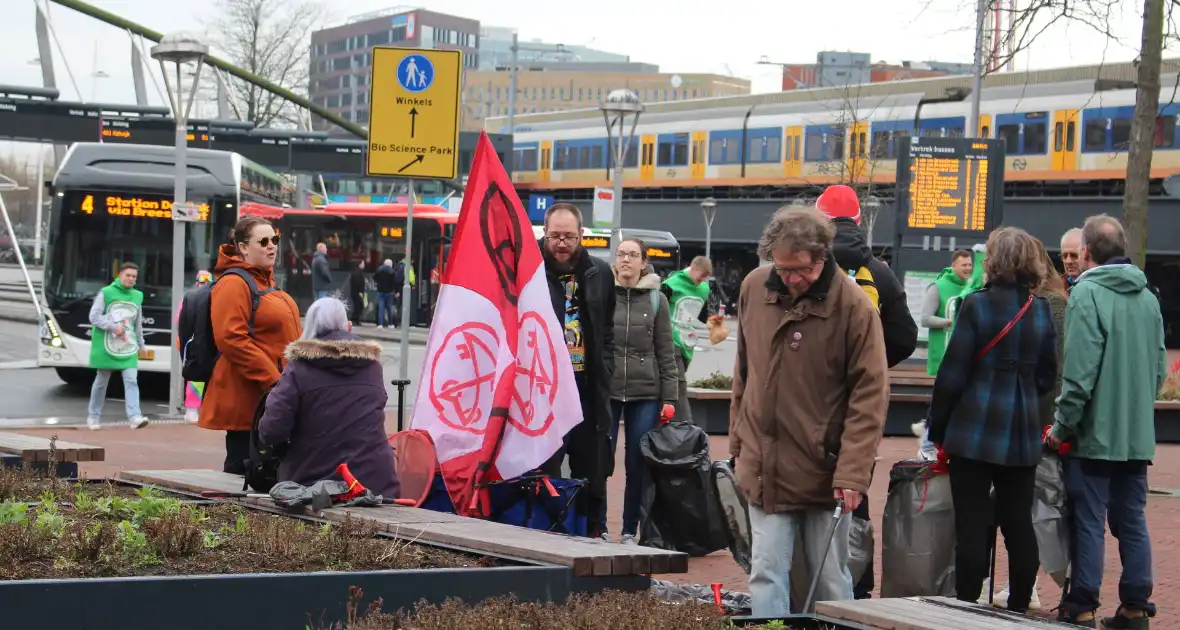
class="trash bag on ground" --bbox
[709,459,751,573]
[269,480,384,509]
[1033,451,1070,587]
[880,459,956,597]
[650,579,751,616]
[638,419,728,556]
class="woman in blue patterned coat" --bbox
[926,226,1059,614]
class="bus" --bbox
[531,226,681,276]
[241,202,458,324]
[39,143,295,386]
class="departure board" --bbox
[895,136,1004,236]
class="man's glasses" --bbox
[772,257,824,279]
[546,234,580,245]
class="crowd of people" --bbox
[80,186,1165,629]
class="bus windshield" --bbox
[45,189,237,310]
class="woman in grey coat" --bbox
[600,237,680,544]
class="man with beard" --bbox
[537,202,616,539]
[815,184,917,601]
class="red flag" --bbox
[410,131,582,517]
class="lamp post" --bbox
[599,89,643,252]
[152,32,209,417]
[863,195,882,249]
[700,197,717,260]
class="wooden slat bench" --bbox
[0,432,105,463]
[817,596,1069,629]
[118,469,688,578]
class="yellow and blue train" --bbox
[494,68,1180,193]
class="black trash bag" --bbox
[709,459,752,573]
[880,459,955,598]
[650,579,751,616]
[637,419,727,556]
[268,480,384,509]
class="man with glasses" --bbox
[731,206,888,616]
[536,203,617,540]
[1060,228,1083,294]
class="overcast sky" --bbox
[0,0,1157,146]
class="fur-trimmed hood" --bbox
[284,331,381,376]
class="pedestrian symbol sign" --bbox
[396,54,434,93]
[367,47,462,180]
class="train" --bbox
[493,66,1180,192]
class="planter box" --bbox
[729,613,879,629]
[1155,401,1180,442]
[0,565,573,630]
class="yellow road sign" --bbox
[366,47,462,180]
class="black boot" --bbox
[1101,604,1156,630]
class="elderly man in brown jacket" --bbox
[730,206,890,617]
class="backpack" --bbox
[843,265,880,313]
[243,391,287,493]
[179,268,277,382]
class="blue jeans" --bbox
[377,292,397,326]
[1061,457,1154,614]
[749,503,853,616]
[600,399,660,536]
[88,368,142,419]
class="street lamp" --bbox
[700,197,717,260]
[600,89,643,252]
[863,195,882,248]
[152,31,209,417]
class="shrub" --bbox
[690,371,733,390]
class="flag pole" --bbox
[399,179,414,387]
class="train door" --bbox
[690,131,707,179]
[1052,110,1079,171]
[846,121,869,181]
[640,134,656,181]
[539,141,553,183]
[784,126,803,177]
[978,114,992,138]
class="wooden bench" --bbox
[0,432,105,463]
[818,596,1068,629]
[118,469,688,578]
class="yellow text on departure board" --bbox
[906,156,988,231]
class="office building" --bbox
[477,26,631,71]
[774,50,975,90]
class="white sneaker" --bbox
[129,415,149,430]
[985,578,1041,611]
[918,445,939,461]
[86,416,101,431]
[184,408,199,423]
[620,534,638,546]
[911,420,927,437]
[598,532,611,542]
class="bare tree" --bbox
[203,0,326,128]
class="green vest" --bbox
[925,268,966,376]
[662,269,710,362]
[89,280,145,372]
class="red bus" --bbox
[240,202,457,324]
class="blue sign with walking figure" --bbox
[397,54,435,94]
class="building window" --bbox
[392,26,407,41]
[332,57,350,72]
[326,94,339,108]
[327,39,347,54]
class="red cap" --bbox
[816,185,861,224]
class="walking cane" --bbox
[802,496,846,614]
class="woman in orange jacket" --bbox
[199,216,302,473]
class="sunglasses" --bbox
[246,236,278,247]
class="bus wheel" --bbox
[54,367,92,388]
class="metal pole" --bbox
[34,147,44,263]
[0,192,43,320]
[969,0,986,137]
[398,179,414,382]
[704,212,713,260]
[168,61,187,416]
[609,111,640,253]
[508,32,518,134]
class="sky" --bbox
[0,0,1158,149]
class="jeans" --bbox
[377,292,397,326]
[88,368,142,419]
[749,503,853,616]
[947,455,1039,611]
[1061,457,1154,614]
[315,290,330,300]
[600,399,660,536]
[919,423,937,456]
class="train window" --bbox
[829,133,845,160]
[1066,122,1076,151]
[726,140,740,163]
[590,144,604,169]
[998,125,1021,155]
[1054,123,1063,152]
[766,135,781,162]
[1084,119,1107,151]
[981,125,990,138]
[657,142,672,166]
[710,138,725,163]
[625,144,638,168]
[672,138,690,165]
[579,146,591,168]
[1112,118,1132,149]
[870,131,891,158]
[1024,122,1047,153]
[805,131,825,161]
[1154,116,1175,148]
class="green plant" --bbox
[691,370,733,390]
[0,501,30,526]
[1160,366,1180,401]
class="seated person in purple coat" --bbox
[259,297,400,499]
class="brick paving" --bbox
[10,425,1180,628]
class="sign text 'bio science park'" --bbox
[366,47,462,180]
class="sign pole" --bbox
[399,179,414,383]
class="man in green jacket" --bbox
[660,256,712,424]
[919,249,975,376]
[1048,215,1165,630]
[87,262,150,431]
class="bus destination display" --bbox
[75,192,210,222]
[897,137,1004,235]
